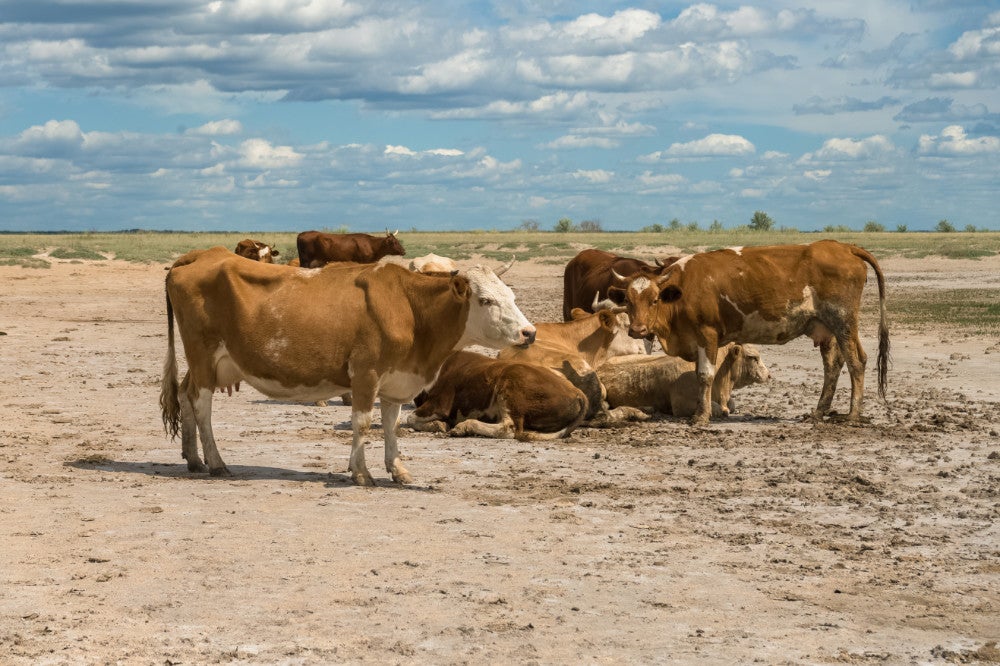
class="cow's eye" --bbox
[478,297,495,307]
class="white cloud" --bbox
[804,169,832,181]
[238,138,302,168]
[802,135,895,161]
[918,125,1000,156]
[385,145,416,157]
[573,169,614,183]
[651,133,755,158]
[544,135,618,149]
[187,120,243,136]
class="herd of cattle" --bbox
[160,230,889,485]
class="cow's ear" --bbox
[597,310,616,330]
[272,249,280,257]
[569,307,588,320]
[659,285,682,303]
[450,275,470,301]
[607,286,627,305]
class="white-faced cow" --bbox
[234,239,279,263]
[160,246,535,485]
[408,351,587,439]
[562,248,675,321]
[609,240,888,424]
[296,230,405,268]
[598,344,770,418]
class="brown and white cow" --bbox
[160,246,535,485]
[497,309,625,419]
[562,248,675,321]
[408,351,587,439]
[608,240,889,424]
[234,239,279,263]
[295,230,405,268]
[599,344,770,418]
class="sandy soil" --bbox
[1,253,998,664]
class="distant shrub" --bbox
[709,220,724,232]
[863,221,885,232]
[964,224,978,233]
[554,217,576,233]
[896,224,908,233]
[935,219,956,233]
[686,221,700,232]
[824,225,853,233]
[517,219,540,232]
[749,210,774,231]
[578,219,603,232]
[641,223,665,233]
[668,218,683,231]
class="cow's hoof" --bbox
[351,470,376,486]
[393,471,413,485]
[342,394,353,407]
[186,460,208,473]
[208,465,232,477]
[688,415,710,427]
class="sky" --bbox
[1,1,999,233]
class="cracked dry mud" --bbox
[1,254,998,664]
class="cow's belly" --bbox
[379,370,433,403]
[213,345,349,402]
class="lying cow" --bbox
[233,239,279,263]
[498,309,624,419]
[610,240,889,424]
[160,246,535,485]
[408,351,587,439]
[598,345,769,418]
[296,230,405,268]
[410,253,458,274]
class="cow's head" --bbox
[608,269,681,340]
[456,264,535,349]
[234,239,279,263]
[382,230,406,257]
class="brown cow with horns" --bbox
[160,246,535,485]
[608,240,889,425]
[296,230,405,268]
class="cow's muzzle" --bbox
[519,327,537,346]
[628,323,649,339]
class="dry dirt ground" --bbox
[1,252,998,665]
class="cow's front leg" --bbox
[381,401,412,484]
[348,371,378,486]
[690,345,717,425]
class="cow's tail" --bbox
[853,245,890,402]
[159,282,182,440]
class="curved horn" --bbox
[592,291,627,314]
[654,257,663,267]
[495,255,515,277]
[392,229,398,237]
[610,268,630,284]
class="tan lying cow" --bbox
[599,345,769,418]
[234,239,279,263]
[610,240,888,424]
[497,309,624,419]
[160,246,535,485]
[410,253,458,274]
[408,351,587,439]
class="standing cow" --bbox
[160,246,535,485]
[562,248,675,321]
[609,240,888,424]
[296,230,405,268]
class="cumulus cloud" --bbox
[573,169,614,183]
[918,125,1000,156]
[801,135,895,162]
[186,119,244,136]
[894,97,1000,123]
[648,133,755,158]
[238,138,302,168]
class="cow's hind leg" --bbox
[178,374,206,472]
[347,371,378,486]
[690,341,718,426]
[839,329,868,421]
[813,338,843,420]
[190,386,230,476]
[381,401,412,484]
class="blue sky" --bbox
[1,1,998,232]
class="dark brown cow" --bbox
[609,240,889,424]
[233,239,279,263]
[408,351,587,439]
[160,246,535,485]
[295,230,405,268]
[562,248,674,321]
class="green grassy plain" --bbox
[1,229,999,266]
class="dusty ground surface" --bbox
[1,251,998,665]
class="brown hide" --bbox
[296,230,405,268]
[562,248,674,321]
[160,247,534,484]
[497,310,621,418]
[599,345,769,417]
[613,240,889,423]
[233,239,279,263]
[410,351,587,438]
